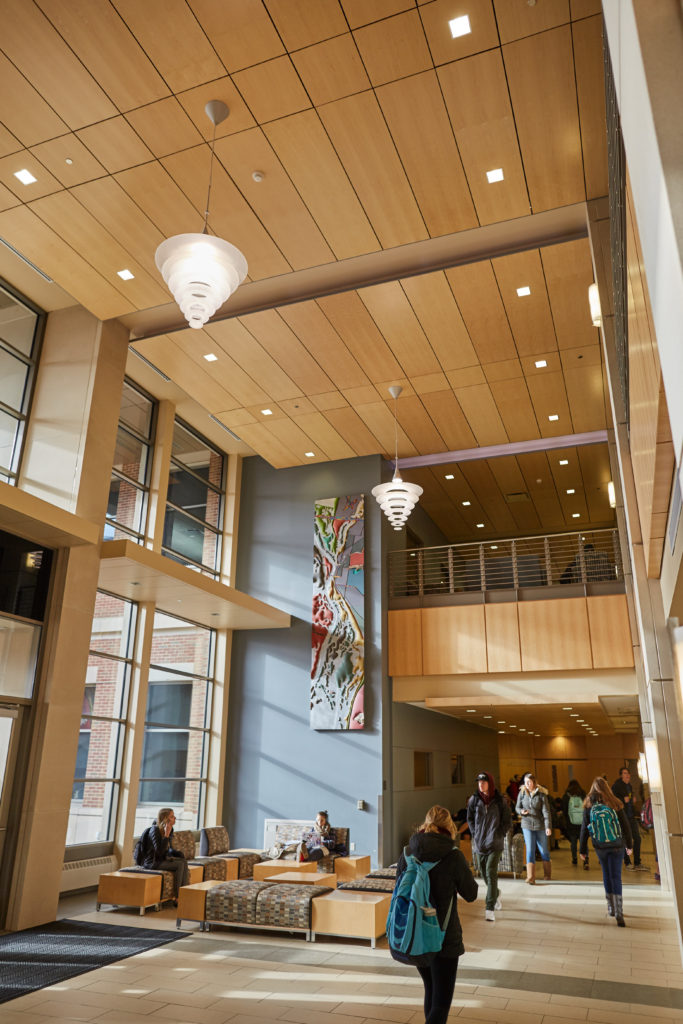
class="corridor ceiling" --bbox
[0,0,615,543]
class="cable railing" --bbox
[388,529,623,600]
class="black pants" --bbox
[416,955,459,1024]
[623,820,641,865]
[158,856,190,896]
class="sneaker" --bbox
[583,861,589,871]
[624,864,635,870]
[485,909,495,922]
[634,865,650,872]
[494,898,502,911]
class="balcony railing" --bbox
[388,529,623,600]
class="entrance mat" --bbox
[0,918,188,1004]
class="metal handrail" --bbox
[388,528,622,599]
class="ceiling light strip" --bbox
[397,430,608,470]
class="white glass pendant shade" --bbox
[372,470,423,530]
[155,233,248,330]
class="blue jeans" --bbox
[596,847,623,895]
[522,828,550,863]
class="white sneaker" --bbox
[485,909,495,922]
[494,898,502,911]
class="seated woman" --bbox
[300,810,336,862]
[142,807,190,902]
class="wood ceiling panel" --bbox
[0,181,20,213]
[411,372,449,395]
[0,152,62,202]
[318,92,428,248]
[376,72,478,237]
[203,318,303,402]
[272,417,328,462]
[265,111,379,260]
[493,0,569,43]
[215,128,335,271]
[0,53,68,147]
[1,3,116,130]
[291,34,371,106]
[317,291,404,383]
[492,249,558,356]
[447,366,485,388]
[390,395,446,456]
[277,300,369,390]
[29,191,169,308]
[483,358,523,383]
[125,98,203,159]
[0,124,20,159]
[419,0,500,65]
[453,383,508,446]
[570,0,602,16]
[160,147,291,278]
[438,51,530,225]
[232,57,311,123]
[459,461,518,534]
[277,397,315,417]
[562,359,607,433]
[578,444,614,524]
[0,205,134,319]
[188,0,285,73]
[232,421,301,469]
[445,263,517,364]
[516,451,566,531]
[423,390,477,451]
[177,78,256,140]
[354,400,418,458]
[134,336,240,412]
[503,27,585,211]
[37,0,170,110]
[341,0,413,29]
[76,118,154,174]
[359,280,441,378]
[291,411,356,461]
[171,328,267,407]
[323,406,382,457]
[572,15,609,200]
[400,272,478,372]
[265,0,347,49]
[525,370,572,436]
[488,377,540,442]
[310,392,348,411]
[540,239,597,350]
[239,309,335,394]
[115,159,204,237]
[354,10,432,88]
[343,385,386,406]
[112,0,226,93]
[29,135,106,188]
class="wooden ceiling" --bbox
[0,0,613,542]
[420,697,641,737]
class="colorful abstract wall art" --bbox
[311,495,365,730]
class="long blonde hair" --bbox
[419,805,456,839]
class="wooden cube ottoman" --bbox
[311,890,391,948]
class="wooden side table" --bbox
[334,855,371,881]
[269,871,337,888]
[176,880,224,929]
[311,890,390,947]
[97,871,162,915]
[253,860,318,880]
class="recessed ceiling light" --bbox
[509,724,517,728]
[449,14,471,38]
[535,359,547,368]
[566,488,575,494]
[497,721,506,724]
[559,459,569,465]
[476,523,485,528]
[486,168,504,183]
[466,709,477,713]
[14,168,37,185]
[261,408,273,416]
[117,268,135,280]
[65,157,73,165]
[203,352,217,362]
[445,474,454,480]
[305,452,315,458]
[572,513,581,518]
[516,286,531,297]
[548,414,559,422]
[577,719,584,723]
[483,715,492,719]
[563,707,573,710]
[462,500,471,506]
[570,713,579,717]
[519,728,526,732]
[490,545,498,550]
[498,730,505,734]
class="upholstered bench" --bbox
[337,875,395,893]
[176,878,333,939]
[199,827,263,878]
[259,820,352,875]
[97,829,205,914]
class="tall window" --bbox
[67,592,137,845]
[105,379,155,543]
[0,281,42,484]
[162,419,225,576]
[135,611,214,835]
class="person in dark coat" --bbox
[142,807,190,901]
[611,767,645,869]
[580,776,633,926]
[396,805,478,1024]
[562,779,588,868]
[466,771,511,922]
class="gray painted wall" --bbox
[392,702,499,851]
[226,454,386,863]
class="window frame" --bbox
[104,378,156,544]
[0,278,45,486]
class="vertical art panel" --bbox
[311,495,365,730]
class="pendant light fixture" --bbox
[372,385,423,530]
[155,100,248,330]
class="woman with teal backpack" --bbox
[579,777,633,926]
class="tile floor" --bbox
[4,844,682,1024]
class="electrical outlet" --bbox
[357,799,365,810]
[350,842,356,851]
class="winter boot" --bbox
[614,894,625,926]
[526,862,536,884]
[606,893,615,917]
[542,860,552,881]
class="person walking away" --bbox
[580,776,633,925]
[516,772,552,884]
[394,805,478,1024]
[612,768,646,870]
[563,779,589,869]
[467,771,511,922]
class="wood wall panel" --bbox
[518,597,592,671]
[388,609,423,676]
[485,603,521,673]
[421,605,487,675]
[587,594,634,669]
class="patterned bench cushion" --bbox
[192,857,230,882]
[337,876,395,893]
[119,866,175,901]
[200,826,230,856]
[172,829,197,861]
[254,883,332,929]
[205,880,273,924]
[367,867,397,879]
[220,851,261,878]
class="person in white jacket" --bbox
[515,773,552,884]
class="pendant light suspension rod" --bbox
[202,120,218,234]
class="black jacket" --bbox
[142,824,182,868]
[579,802,633,855]
[396,831,478,958]
[611,778,636,819]
[466,792,511,854]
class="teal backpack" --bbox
[387,847,453,966]
[588,803,621,845]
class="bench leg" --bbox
[139,907,145,917]
[310,931,315,942]
[176,918,182,929]
[96,903,101,911]
[371,937,376,949]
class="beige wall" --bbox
[499,732,641,798]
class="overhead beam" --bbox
[397,430,609,470]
